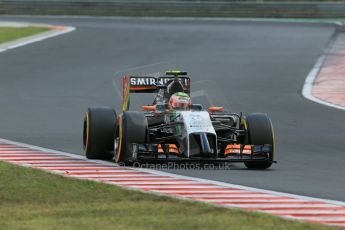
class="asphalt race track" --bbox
[0,16,344,202]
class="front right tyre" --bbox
[83,107,117,160]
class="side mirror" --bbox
[142,105,156,111]
[208,106,224,113]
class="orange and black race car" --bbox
[83,70,275,169]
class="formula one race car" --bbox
[83,70,275,169]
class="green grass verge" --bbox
[0,162,336,230]
[0,27,50,44]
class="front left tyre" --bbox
[83,107,117,160]
[115,111,148,165]
[242,113,274,170]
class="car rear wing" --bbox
[122,75,190,111]
[127,76,190,93]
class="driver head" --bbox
[169,92,191,110]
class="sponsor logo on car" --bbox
[130,77,188,86]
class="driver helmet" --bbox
[169,92,191,110]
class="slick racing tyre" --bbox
[242,113,274,170]
[83,107,116,160]
[115,111,148,165]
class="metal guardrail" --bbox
[1,1,345,18]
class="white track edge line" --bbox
[1,137,345,207]
[302,55,345,111]
[0,22,75,53]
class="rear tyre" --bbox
[243,113,274,170]
[83,107,116,160]
[115,111,148,165]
